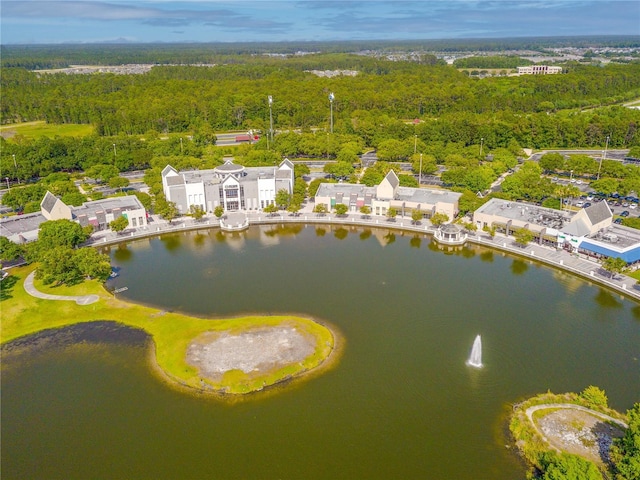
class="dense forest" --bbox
[2,55,640,147]
[2,36,639,68]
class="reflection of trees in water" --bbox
[315,228,326,237]
[631,305,640,321]
[334,228,348,240]
[594,289,623,309]
[193,233,207,248]
[264,224,303,237]
[511,259,529,275]
[161,234,182,251]
[113,245,132,262]
[359,230,371,241]
[384,232,395,245]
[215,231,226,242]
[410,236,421,249]
[480,251,494,262]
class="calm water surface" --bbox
[3,224,639,479]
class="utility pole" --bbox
[113,143,117,160]
[597,135,610,180]
[479,137,484,159]
[268,95,274,150]
[329,92,334,134]
[180,137,183,154]
[419,153,423,187]
[414,134,418,154]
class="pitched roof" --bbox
[584,201,612,225]
[40,191,59,213]
[384,170,400,189]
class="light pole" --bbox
[180,137,183,154]
[5,177,9,190]
[12,154,18,184]
[597,135,610,180]
[479,137,484,159]
[268,95,274,149]
[414,134,417,154]
[419,153,423,186]
[113,143,117,160]
[570,169,574,183]
[329,92,334,134]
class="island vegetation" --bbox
[510,387,639,479]
[0,264,338,397]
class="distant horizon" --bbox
[4,34,640,48]
[2,1,639,45]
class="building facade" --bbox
[517,65,563,75]
[162,158,294,214]
[315,171,462,219]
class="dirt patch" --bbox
[536,409,625,465]
[186,323,317,383]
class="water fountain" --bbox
[467,335,482,368]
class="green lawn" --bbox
[0,265,336,396]
[0,121,94,140]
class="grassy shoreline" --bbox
[0,265,339,397]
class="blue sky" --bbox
[2,1,639,44]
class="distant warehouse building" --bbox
[517,65,563,75]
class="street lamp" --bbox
[597,135,610,180]
[329,92,335,134]
[419,153,423,187]
[12,154,18,184]
[414,134,417,154]
[479,137,484,159]
[268,95,274,149]
[5,177,9,190]
[113,143,117,160]
[180,137,183,154]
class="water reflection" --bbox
[510,259,529,275]
[161,234,182,252]
[315,227,326,237]
[594,289,624,309]
[410,236,421,249]
[359,230,372,241]
[113,244,132,262]
[334,227,349,240]
[480,251,494,263]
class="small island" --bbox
[509,387,639,479]
[1,265,339,397]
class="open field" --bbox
[0,121,94,140]
[0,265,337,396]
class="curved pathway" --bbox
[23,271,100,305]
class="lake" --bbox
[2,224,639,479]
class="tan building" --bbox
[315,171,461,220]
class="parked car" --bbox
[614,218,623,224]
[620,210,630,217]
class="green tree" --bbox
[483,224,497,239]
[411,209,423,224]
[590,177,619,196]
[73,247,112,282]
[108,176,130,192]
[109,216,129,233]
[287,202,301,216]
[360,205,371,218]
[0,236,24,263]
[38,219,88,250]
[539,153,565,173]
[539,452,602,480]
[189,204,205,221]
[37,246,81,285]
[263,203,278,215]
[386,207,398,221]
[602,256,627,279]
[275,189,291,210]
[514,227,534,247]
[313,203,328,215]
[157,199,178,224]
[579,386,608,408]
[430,212,449,226]
[334,203,348,216]
[213,205,224,218]
[610,403,640,480]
